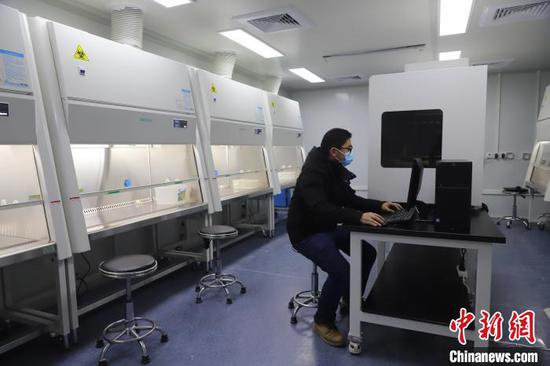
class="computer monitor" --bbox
[406,158,424,209]
[381,109,443,168]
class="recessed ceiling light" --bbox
[439,0,473,36]
[152,0,194,8]
[439,50,462,61]
[219,29,283,58]
[289,68,325,83]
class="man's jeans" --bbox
[294,227,377,325]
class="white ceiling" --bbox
[56,0,550,91]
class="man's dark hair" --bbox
[320,128,352,153]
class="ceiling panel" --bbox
[54,0,550,90]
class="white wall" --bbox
[293,71,550,220]
[290,85,370,195]
[483,71,550,219]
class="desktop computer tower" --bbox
[435,160,472,231]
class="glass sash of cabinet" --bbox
[211,145,270,198]
[272,145,304,188]
[0,145,50,250]
[71,144,202,233]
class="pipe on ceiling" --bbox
[111,5,143,49]
[212,51,237,79]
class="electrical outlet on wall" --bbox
[505,152,515,160]
[486,152,494,159]
[523,152,531,160]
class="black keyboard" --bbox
[383,208,416,225]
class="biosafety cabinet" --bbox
[29,19,210,324]
[0,5,73,353]
[193,70,275,235]
[265,93,305,191]
[525,85,550,203]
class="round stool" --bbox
[95,254,168,366]
[288,261,320,324]
[195,225,246,304]
[496,186,530,229]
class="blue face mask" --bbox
[338,149,353,166]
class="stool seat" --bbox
[503,186,528,194]
[198,225,238,239]
[99,254,157,278]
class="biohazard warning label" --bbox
[73,44,89,61]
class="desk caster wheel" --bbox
[506,222,511,229]
[195,286,200,293]
[288,300,295,309]
[98,360,108,366]
[290,316,297,324]
[195,298,202,304]
[160,334,169,343]
[96,339,104,348]
[141,355,150,364]
[226,298,233,305]
[538,222,545,230]
[348,341,362,355]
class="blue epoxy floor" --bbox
[1,222,549,365]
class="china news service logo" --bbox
[449,308,536,345]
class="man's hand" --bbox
[381,201,403,213]
[361,212,385,227]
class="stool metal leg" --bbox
[512,194,518,218]
[97,279,168,365]
[290,264,321,324]
[496,193,530,230]
[126,279,134,326]
[131,328,150,364]
[195,238,246,304]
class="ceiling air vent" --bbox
[479,1,550,26]
[333,75,364,81]
[234,7,313,33]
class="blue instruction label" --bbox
[0,49,29,90]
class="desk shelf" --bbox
[363,244,473,327]
[0,319,42,355]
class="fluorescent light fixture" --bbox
[289,68,325,83]
[439,50,462,61]
[439,0,473,36]
[152,0,194,8]
[219,29,283,58]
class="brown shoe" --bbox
[313,322,346,347]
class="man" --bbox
[287,128,402,347]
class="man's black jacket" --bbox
[287,147,383,245]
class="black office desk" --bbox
[343,210,505,354]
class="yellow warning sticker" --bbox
[210,83,217,93]
[73,44,89,61]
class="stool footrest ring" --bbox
[101,317,159,344]
[292,290,320,308]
